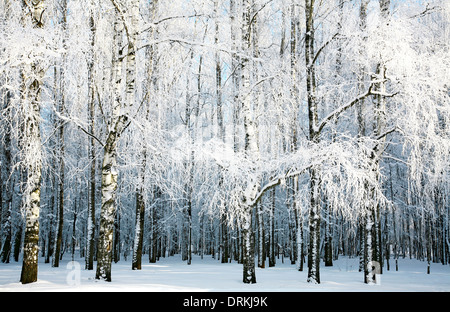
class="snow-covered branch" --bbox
[315,84,374,134]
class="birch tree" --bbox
[85,1,97,271]
[0,0,448,288]
[239,0,259,284]
[52,0,68,268]
[96,0,140,281]
[19,0,46,284]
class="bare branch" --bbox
[139,14,208,34]
[375,126,397,141]
[109,0,131,43]
[312,32,339,65]
[52,108,105,147]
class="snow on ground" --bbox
[1,254,449,292]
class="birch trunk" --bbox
[53,6,67,264]
[240,0,258,284]
[125,0,139,112]
[290,0,303,270]
[357,0,369,138]
[95,3,128,280]
[19,0,45,285]
[130,0,147,270]
[52,85,65,268]
[96,105,129,279]
[363,0,391,283]
[214,0,229,265]
[364,208,374,283]
[132,181,145,270]
[324,201,333,266]
[131,112,147,270]
[86,6,96,271]
[146,0,159,264]
[358,0,369,276]
[305,0,321,284]
[0,90,13,264]
[182,49,195,264]
[268,188,276,267]
[230,0,241,153]
[96,133,119,281]
[257,202,265,268]
[373,0,391,273]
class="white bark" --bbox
[86,3,96,271]
[96,0,138,281]
[19,0,45,285]
[240,0,258,284]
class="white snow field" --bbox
[1,254,449,292]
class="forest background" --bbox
[0,0,448,286]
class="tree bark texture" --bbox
[304,0,321,284]
[240,0,258,284]
[20,0,45,285]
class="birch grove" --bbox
[0,0,448,285]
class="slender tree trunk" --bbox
[230,0,241,153]
[132,120,148,270]
[182,49,195,265]
[149,187,160,263]
[324,201,333,266]
[132,183,145,270]
[363,0,391,283]
[96,133,120,281]
[257,202,265,268]
[0,90,13,263]
[132,25,151,268]
[214,0,229,265]
[241,209,256,283]
[20,0,45,285]
[146,0,159,265]
[86,6,97,271]
[268,188,276,267]
[20,73,43,284]
[113,205,121,263]
[45,153,56,264]
[307,168,321,284]
[240,0,258,284]
[304,0,321,284]
[96,7,125,281]
[364,207,375,283]
[71,199,78,260]
[53,66,66,267]
[298,205,305,271]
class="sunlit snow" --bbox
[1,254,449,292]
